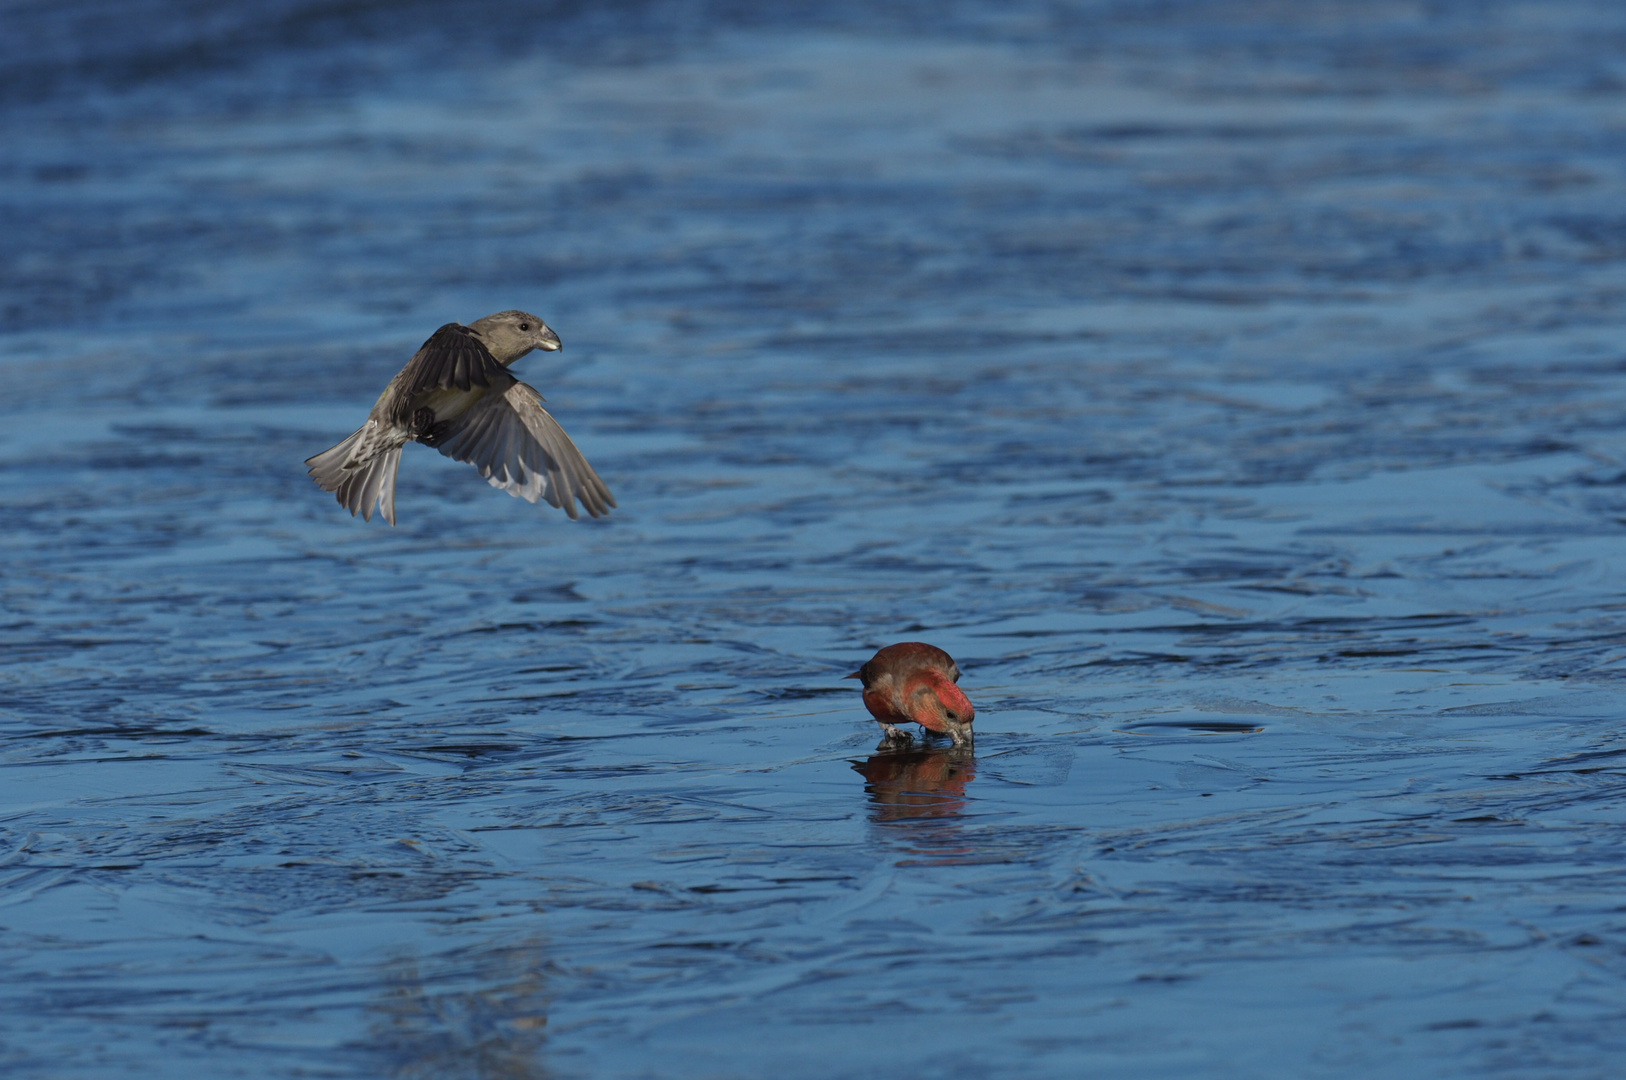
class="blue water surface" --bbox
[6,2,1626,1076]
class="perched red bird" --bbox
[846,642,975,746]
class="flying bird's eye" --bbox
[518,323,530,331]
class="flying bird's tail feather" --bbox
[378,447,399,525]
[346,446,400,525]
[305,423,402,525]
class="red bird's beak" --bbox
[844,671,863,680]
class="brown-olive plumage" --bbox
[306,310,615,525]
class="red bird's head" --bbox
[905,669,975,745]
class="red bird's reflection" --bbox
[852,745,977,823]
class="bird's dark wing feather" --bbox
[398,323,507,397]
[432,380,617,519]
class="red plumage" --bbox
[846,642,975,746]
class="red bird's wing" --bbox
[862,687,908,726]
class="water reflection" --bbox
[852,744,977,823]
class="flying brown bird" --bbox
[847,642,975,746]
[306,310,615,525]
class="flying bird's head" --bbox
[468,310,562,365]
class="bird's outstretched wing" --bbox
[430,381,616,519]
[398,323,508,398]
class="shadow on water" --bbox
[368,940,552,1080]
